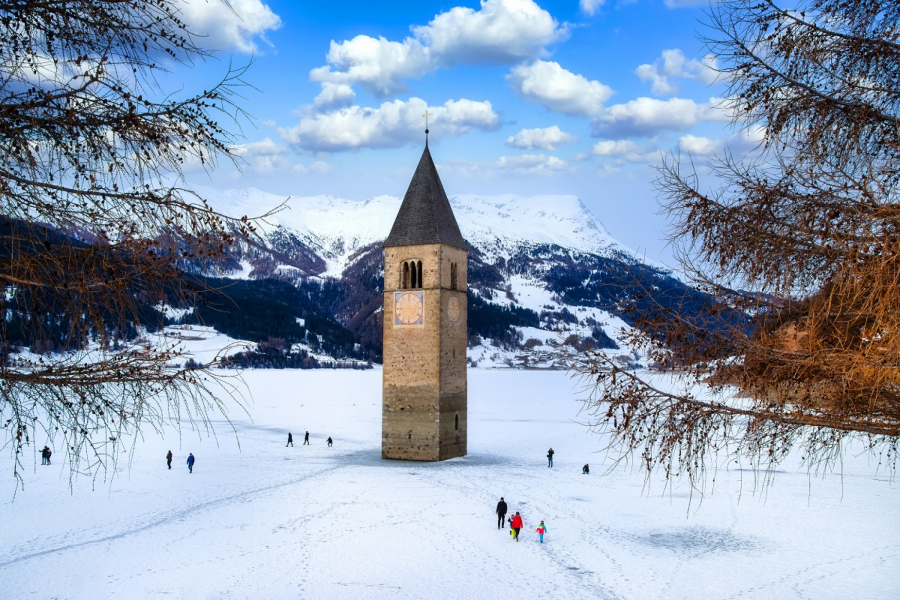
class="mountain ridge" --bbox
[193,185,654,281]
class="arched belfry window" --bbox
[401,260,424,289]
[450,263,458,291]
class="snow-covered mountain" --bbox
[180,185,700,369]
[196,186,636,275]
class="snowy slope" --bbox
[1,369,896,599]
[196,186,398,277]
[452,193,626,258]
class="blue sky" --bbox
[174,0,755,262]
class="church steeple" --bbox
[384,146,468,251]
[381,141,468,462]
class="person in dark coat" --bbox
[547,447,554,468]
[303,431,310,445]
[166,450,173,470]
[582,464,589,474]
[326,437,333,447]
[187,453,195,473]
[286,432,293,447]
[41,446,51,466]
[496,497,508,529]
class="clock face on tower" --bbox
[394,292,424,326]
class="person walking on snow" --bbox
[286,432,293,447]
[166,450,173,470]
[511,512,523,541]
[41,446,51,465]
[326,437,333,447]
[536,520,548,543]
[496,497,508,529]
[303,431,310,445]
[547,447,554,468]
[187,453,195,474]
[582,464,589,474]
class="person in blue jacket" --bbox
[187,453,195,473]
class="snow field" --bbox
[1,369,897,599]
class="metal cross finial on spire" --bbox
[423,110,430,146]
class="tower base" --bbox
[382,393,467,461]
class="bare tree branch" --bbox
[574,0,900,492]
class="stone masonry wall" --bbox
[438,245,467,460]
[383,243,468,461]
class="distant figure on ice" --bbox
[536,520,548,543]
[510,512,523,541]
[41,446,51,465]
[286,432,293,447]
[496,497,508,529]
[303,431,310,445]
[326,437,333,447]
[547,447,554,468]
[187,453,195,473]
[582,464,589,474]
[166,450,173,470]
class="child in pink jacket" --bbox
[536,520,548,543]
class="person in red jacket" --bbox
[510,512,523,542]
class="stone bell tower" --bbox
[382,141,468,461]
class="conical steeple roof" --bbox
[384,145,468,251]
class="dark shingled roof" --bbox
[384,145,468,250]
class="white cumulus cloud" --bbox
[310,0,566,100]
[508,60,614,117]
[592,97,725,137]
[297,160,332,175]
[678,126,766,156]
[413,0,566,65]
[446,154,569,177]
[279,97,499,152]
[580,0,606,16]
[677,134,722,155]
[314,82,357,109]
[591,139,659,163]
[310,36,434,98]
[506,126,577,150]
[181,0,281,54]
[496,153,567,174]
[635,49,718,95]
[231,137,289,173]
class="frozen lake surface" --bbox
[1,369,897,599]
